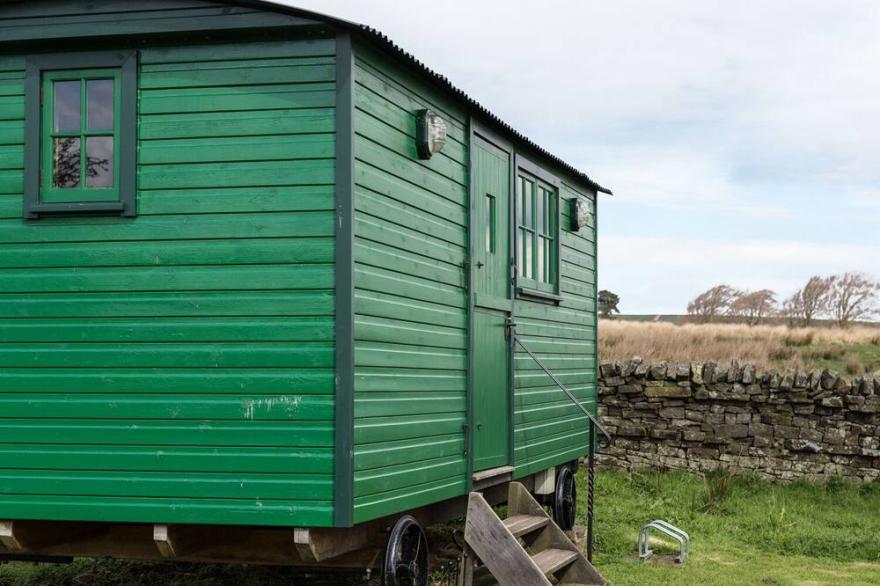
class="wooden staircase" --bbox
[460,482,606,585]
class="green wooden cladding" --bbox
[513,180,597,478]
[0,0,599,531]
[0,34,338,527]
[351,46,470,524]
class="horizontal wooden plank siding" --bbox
[514,181,597,477]
[0,34,337,527]
[351,45,469,524]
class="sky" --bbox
[286,0,880,315]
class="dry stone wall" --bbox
[597,359,880,482]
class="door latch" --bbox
[505,317,517,339]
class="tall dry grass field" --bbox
[599,320,880,373]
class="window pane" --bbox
[86,136,114,188]
[87,79,115,131]
[544,190,551,236]
[517,228,525,276]
[53,137,81,188]
[536,188,544,234]
[525,231,533,279]
[524,181,533,228]
[537,236,545,282]
[54,80,81,132]
[485,194,495,253]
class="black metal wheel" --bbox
[382,515,428,586]
[553,466,577,531]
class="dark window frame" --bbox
[514,154,563,304]
[24,50,137,219]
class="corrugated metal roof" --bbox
[231,0,612,194]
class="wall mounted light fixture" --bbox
[416,109,447,159]
[571,198,592,231]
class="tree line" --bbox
[687,272,880,328]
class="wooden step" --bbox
[503,514,549,538]
[532,548,579,576]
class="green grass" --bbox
[788,341,880,375]
[771,332,880,374]
[588,468,880,585]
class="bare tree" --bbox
[687,285,737,323]
[730,289,777,326]
[827,272,879,328]
[783,276,834,327]
[598,290,621,319]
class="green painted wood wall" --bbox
[513,181,597,478]
[351,46,470,524]
[0,35,338,527]
[349,47,598,523]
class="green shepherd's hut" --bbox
[0,2,610,583]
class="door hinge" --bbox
[461,424,469,456]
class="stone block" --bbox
[691,363,704,385]
[775,425,800,439]
[716,424,749,439]
[644,383,692,399]
[683,429,706,442]
[659,407,685,419]
[688,447,719,459]
[617,425,647,438]
[649,362,667,380]
[650,429,682,441]
[820,396,843,408]
[820,369,839,391]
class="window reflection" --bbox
[53,137,80,188]
[54,81,81,133]
[87,79,114,131]
[86,136,114,188]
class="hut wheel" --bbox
[553,466,577,531]
[382,515,428,586]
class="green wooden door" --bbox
[472,134,512,471]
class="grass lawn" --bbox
[590,467,880,585]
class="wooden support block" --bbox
[294,525,382,563]
[0,521,24,552]
[293,527,313,562]
[153,525,178,558]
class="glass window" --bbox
[485,194,496,253]
[24,50,137,219]
[516,171,558,294]
[41,69,121,202]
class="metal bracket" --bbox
[638,520,690,563]
[504,317,516,339]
